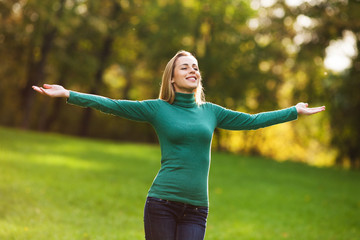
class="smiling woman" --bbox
[171,56,200,92]
[159,50,205,105]
[32,50,325,240]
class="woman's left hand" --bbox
[295,102,325,115]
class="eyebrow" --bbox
[179,63,198,67]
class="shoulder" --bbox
[201,101,216,108]
[139,98,164,109]
[201,101,224,112]
[140,99,164,105]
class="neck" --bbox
[173,92,197,108]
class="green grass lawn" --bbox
[0,126,359,240]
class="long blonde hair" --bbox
[159,50,205,105]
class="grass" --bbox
[0,126,359,240]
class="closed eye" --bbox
[179,64,199,71]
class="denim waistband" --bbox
[146,196,208,210]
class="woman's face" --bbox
[172,55,201,94]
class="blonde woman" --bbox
[33,50,325,240]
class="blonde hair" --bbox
[159,50,205,105]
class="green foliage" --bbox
[286,0,360,168]
[1,127,360,239]
[0,0,359,167]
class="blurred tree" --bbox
[319,1,360,168]
[286,0,360,168]
[78,0,123,136]
[20,0,66,129]
[219,0,360,168]
[0,0,358,168]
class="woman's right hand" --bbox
[32,84,70,98]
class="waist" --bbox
[146,197,208,210]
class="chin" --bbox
[188,86,198,92]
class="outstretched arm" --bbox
[295,102,325,115]
[32,84,158,122]
[32,84,70,98]
[212,101,325,131]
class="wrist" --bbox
[64,90,70,98]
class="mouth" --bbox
[186,76,197,82]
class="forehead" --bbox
[176,55,198,66]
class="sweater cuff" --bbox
[66,90,76,105]
[290,106,298,120]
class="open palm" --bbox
[295,102,325,115]
[32,84,69,98]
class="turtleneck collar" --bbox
[173,92,197,108]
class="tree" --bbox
[20,0,66,129]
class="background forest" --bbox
[1,0,359,168]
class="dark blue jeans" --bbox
[144,197,209,240]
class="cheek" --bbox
[172,71,181,81]
[174,70,185,78]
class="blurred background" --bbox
[1,0,359,169]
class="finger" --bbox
[307,107,325,114]
[39,87,50,96]
[317,106,326,111]
[311,106,325,111]
[43,84,52,89]
[32,86,45,95]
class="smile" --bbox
[186,76,197,81]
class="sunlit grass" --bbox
[1,126,359,239]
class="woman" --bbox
[33,50,325,240]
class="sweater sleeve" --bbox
[210,103,298,130]
[67,91,159,122]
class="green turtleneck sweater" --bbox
[67,91,298,207]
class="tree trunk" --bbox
[39,65,68,131]
[123,70,133,100]
[21,0,66,129]
[21,27,57,129]
[78,2,122,136]
[39,36,78,131]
